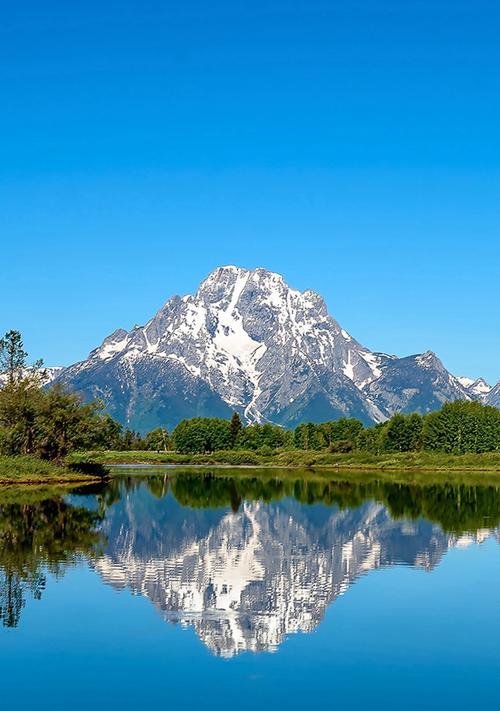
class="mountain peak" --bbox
[199,265,285,290]
[415,351,443,369]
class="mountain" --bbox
[54,266,483,432]
[364,351,474,417]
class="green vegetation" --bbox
[0,331,115,483]
[71,401,500,472]
[68,448,500,471]
[0,455,106,484]
[0,455,109,484]
[131,403,500,460]
[71,403,500,472]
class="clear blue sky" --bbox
[1,1,499,383]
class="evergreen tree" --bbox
[230,412,243,448]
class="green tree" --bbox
[324,418,364,445]
[236,422,292,450]
[0,331,28,386]
[144,427,170,451]
[94,414,123,450]
[422,400,500,454]
[0,378,44,455]
[173,417,232,453]
[120,429,145,451]
[382,413,423,452]
[229,413,243,448]
[294,423,325,450]
[355,422,387,453]
[34,384,107,461]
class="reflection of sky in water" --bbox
[1,477,500,710]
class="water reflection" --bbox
[94,474,500,656]
[1,472,500,656]
[0,492,102,628]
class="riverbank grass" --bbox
[0,455,108,484]
[67,449,500,472]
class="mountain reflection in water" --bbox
[1,471,500,657]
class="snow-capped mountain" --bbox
[92,487,497,657]
[457,376,492,399]
[54,266,487,431]
[457,374,500,408]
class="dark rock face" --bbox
[54,266,486,432]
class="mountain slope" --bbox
[55,266,479,431]
[486,382,500,408]
[364,351,471,418]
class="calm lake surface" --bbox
[1,468,500,709]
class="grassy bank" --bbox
[67,449,500,472]
[0,455,108,485]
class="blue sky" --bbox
[1,1,499,382]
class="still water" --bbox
[1,468,500,709]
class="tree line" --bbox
[166,402,500,455]
[1,330,499,461]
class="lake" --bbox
[1,468,500,709]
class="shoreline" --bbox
[2,451,499,487]
[0,454,109,487]
[106,461,500,473]
[0,476,106,486]
[73,448,500,474]
[105,463,500,488]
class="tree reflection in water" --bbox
[128,471,500,534]
[0,492,103,628]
